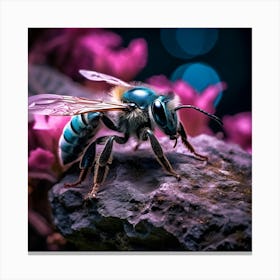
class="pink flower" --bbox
[28,148,56,182]
[223,112,252,153]
[31,115,71,150]
[29,28,148,83]
[28,115,71,181]
[147,75,227,136]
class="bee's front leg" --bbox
[177,122,208,161]
[143,128,181,180]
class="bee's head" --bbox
[151,94,179,136]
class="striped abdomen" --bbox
[59,112,101,165]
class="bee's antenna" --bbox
[174,105,223,127]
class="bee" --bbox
[28,70,223,199]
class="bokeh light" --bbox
[176,28,218,57]
[160,29,192,59]
[161,28,218,59]
[171,62,223,106]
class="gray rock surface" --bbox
[49,134,252,251]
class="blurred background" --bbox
[28,28,251,251]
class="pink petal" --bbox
[147,75,173,93]
[31,116,70,152]
[223,112,252,153]
[47,116,71,140]
[29,28,148,83]
[28,148,55,170]
[33,115,49,130]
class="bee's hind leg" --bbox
[85,134,128,200]
[64,142,97,188]
[64,168,89,188]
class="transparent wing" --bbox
[28,94,129,116]
[79,69,132,88]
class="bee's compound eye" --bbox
[152,99,167,126]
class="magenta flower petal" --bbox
[47,116,71,140]
[196,82,227,112]
[29,28,148,83]
[173,80,197,103]
[29,148,55,170]
[223,112,252,153]
[33,115,49,130]
[28,115,70,182]
[147,75,173,93]
[31,115,70,152]
[28,148,57,182]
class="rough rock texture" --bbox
[49,134,252,251]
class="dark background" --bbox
[112,28,252,118]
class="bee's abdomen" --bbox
[59,112,101,165]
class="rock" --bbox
[48,134,252,251]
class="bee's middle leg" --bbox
[85,134,128,199]
[143,128,181,180]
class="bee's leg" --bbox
[143,128,181,180]
[64,142,97,188]
[177,122,208,161]
[85,134,128,199]
[64,168,89,188]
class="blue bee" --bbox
[28,70,222,199]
